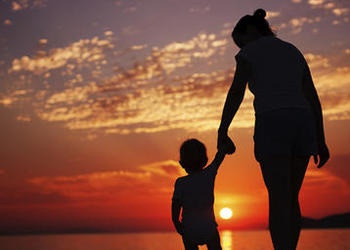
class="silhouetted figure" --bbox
[172,138,234,250]
[217,9,330,250]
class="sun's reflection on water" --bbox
[221,230,233,250]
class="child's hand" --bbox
[219,136,236,155]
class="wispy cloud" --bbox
[304,155,350,193]
[0,89,32,107]
[189,5,211,14]
[2,24,349,135]
[266,11,281,19]
[305,168,349,191]
[10,36,114,75]
[26,160,182,203]
[308,0,325,6]
[4,31,234,134]
[301,166,350,216]
[11,0,47,11]
[307,0,349,21]
[0,160,181,207]
[280,16,321,34]
[280,1,349,32]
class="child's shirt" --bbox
[172,160,220,243]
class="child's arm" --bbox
[209,137,235,172]
[171,200,183,235]
[209,150,226,172]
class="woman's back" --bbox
[237,36,310,114]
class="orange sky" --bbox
[0,0,350,234]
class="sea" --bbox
[0,229,349,250]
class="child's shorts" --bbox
[253,107,318,162]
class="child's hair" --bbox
[232,8,275,47]
[179,138,208,172]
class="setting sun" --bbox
[220,207,233,220]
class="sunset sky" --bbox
[0,0,349,234]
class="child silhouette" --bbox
[172,138,234,250]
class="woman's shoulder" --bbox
[278,37,300,49]
[235,36,273,61]
[240,36,303,58]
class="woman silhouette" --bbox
[217,9,330,250]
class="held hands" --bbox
[313,143,330,168]
[217,132,236,155]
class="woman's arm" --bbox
[302,63,330,168]
[217,57,250,149]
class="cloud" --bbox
[303,154,350,197]
[11,0,47,11]
[114,0,139,14]
[280,16,321,34]
[301,165,350,216]
[3,19,12,26]
[122,25,139,36]
[2,28,350,136]
[302,165,350,214]
[305,53,330,69]
[27,160,182,203]
[0,89,32,107]
[5,31,235,134]
[304,169,348,191]
[308,0,324,6]
[16,114,31,122]
[332,8,349,16]
[0,160,183,231]
[299,52,350,120]
[304,154,350,192]
[189,5,211,14]
[266,11,281,19]
[325,155,350,184]
[279,1,349,32]
[307,0,349,20]
[10,36,114,75]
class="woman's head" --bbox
[232,9,275,48]
[179,138,208,173]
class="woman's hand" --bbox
[313,143,330,168]
[218,132,236,155]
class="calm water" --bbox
[0,229,349,250]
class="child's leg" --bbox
[206,229,222,250]
[182,236,199,250]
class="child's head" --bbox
[179,138,208,173]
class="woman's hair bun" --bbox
[253,8,266,19]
